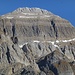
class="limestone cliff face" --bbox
[1,8,75,42]
[0,7,75,75]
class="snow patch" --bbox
[6,17,13,19]
[56,40,60,43]
[54,44,59,48]
[19,38,75,48]
[19,42,28,48]
[72,38,75,41]
[19,15,51,18]
[47,41,54,44]
[39,15,51,18]
[22,13,38,15]
[19,16,37,18]
[62,40,68,42]
[63,38,75,42]
[19,45,24,48]
[33,40,40,43]
[51,42,55,45]
[56,38,75,43]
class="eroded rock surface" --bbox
[0,7,75,75]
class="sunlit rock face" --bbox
[0,7,75,75]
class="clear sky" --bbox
[0,0,75,26]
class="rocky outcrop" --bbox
[0,7,75,75]
[37,50,74,75]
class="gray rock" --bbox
[0,7,75,75]
[37,50,74,75]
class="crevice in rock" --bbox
[12,68,14,73]
[20,68,31,75]
[12,24,15,37]
[3,28,6,35]
[22,45,28,53]
[10,19,16,37]
[11,37,18,44]
[32,26,40,36]
[2,19,7,35]
[38,44,41,50]
[12,45,19,56]
[72,50,75,59]
[51,20,55,29]
[10,19,18,44]
[49,64,58,75]
[51,20,58,39]
[48,45,52,52]
[21,68,26,75]
[0,35,1,39]
[61,47,65,54]
[6,46,11,63]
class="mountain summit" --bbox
[13,7,52,14]
[3,7,53,15]
[0,7,75,75]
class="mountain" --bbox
[0,7,75,75]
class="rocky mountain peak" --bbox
[0,7,75,75]
[12,7,53,15]
[2,7,57,19]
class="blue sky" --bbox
[0,0,75,26]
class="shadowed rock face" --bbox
[37,50,74,75]
[0,7,75,75]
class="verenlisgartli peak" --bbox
[0,7,75,75]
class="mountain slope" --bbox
[0,7,75,75]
